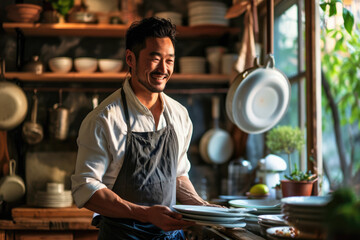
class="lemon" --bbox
[249,183,269,195]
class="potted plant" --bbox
[45,0,74,23]
[266,125,317,197]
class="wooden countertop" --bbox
[0,205,97,231]
[1,206,265,239]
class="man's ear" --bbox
[126,49,135,68]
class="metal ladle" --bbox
[22,90,43,144]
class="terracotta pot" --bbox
[280,179,316,198]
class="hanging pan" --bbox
[225,0,290,134]
[0,59,28,131]
[226,55,290,134]
[200,96,234,164]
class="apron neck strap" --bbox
[120,88,131,132]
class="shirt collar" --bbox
[123,78,165,116]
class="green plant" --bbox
[266,125,316,181]
[320,0,360,189]
[48,0,74,16]
[326,187,360,236]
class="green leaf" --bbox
[329,2,337,16]
[320,3,328,12]
[343,8,354,35]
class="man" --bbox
[71,17,212,239]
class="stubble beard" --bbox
[135,69,167,93]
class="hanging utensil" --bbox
[200,96,234,164]
[22,89,44,144]
[226,55,290,134]
[0,159,25,202]
[0,58,28,130]
[49,89,69,140]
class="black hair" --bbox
[125,17,177,59]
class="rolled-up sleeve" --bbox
[175,107,193,178]
[71,117,110,208]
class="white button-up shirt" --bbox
[71,79,192,208]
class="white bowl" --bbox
[48,57,73,73]
[98,59,123,73]
[74,57,98,73]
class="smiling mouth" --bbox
[151,72,169,80]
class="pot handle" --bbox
[9,159,16,176]
[212,96,220,128]
[265,54,275,69]
[31,90,39,123]
[243,56,262,79]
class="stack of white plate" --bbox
[281,196,331,235]
[242,213,261,234]
[35,190,73,208]
[154,12,182,26]
[179,57,206,74]
[229,199,282,215]
[258,214,287,237]
[172,205,249,228]
[188,1,229,26]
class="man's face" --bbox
[130,37,175,93]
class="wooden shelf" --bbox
[2,22,240,38]
[5,72,230,84]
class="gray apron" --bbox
[97,88,185,240]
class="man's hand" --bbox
[145,205,195,231]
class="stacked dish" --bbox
[229,199,282,215]
[35,183,73,208]
[35,190,73,208]
[179,57,206,74]
[258,214,287,237]
[188,1,228,26]
[172,205,249,228]
[242,213,261,234]
[281,196,331,235]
